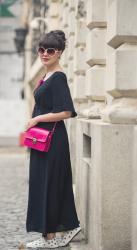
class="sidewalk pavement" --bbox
[0,147,86,250]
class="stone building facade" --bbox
[21,1,137,249]
[0,0,26,145]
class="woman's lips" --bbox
[42,58,50,61]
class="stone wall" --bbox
[58,1,137,249]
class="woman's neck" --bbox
[46,63,62,73]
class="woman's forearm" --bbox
[35,111,72,123]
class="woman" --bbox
[25,30,81,249]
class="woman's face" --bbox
[38,47,62,67]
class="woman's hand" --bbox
[25,117,38,131]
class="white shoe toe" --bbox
[58,226,81,247]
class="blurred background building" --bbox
[1,0,137,249]
[0,0,26,145]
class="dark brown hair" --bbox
[38,30,67,52]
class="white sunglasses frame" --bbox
[37,47,60,56]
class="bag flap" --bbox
[25,126,51,142]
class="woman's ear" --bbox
[58,50,63,58]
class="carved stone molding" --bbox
[101,97,137,124]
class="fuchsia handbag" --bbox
[24,122,57,152]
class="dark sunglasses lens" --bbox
[47,48,55,55]
[38,47,45,54]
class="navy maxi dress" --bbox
[26,71,80,234]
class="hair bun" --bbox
[51,30,66,44]
[39,30,67,52]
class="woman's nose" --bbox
[43,51,48,56]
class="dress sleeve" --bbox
[50,73,77,118]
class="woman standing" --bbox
[25,30,81,249]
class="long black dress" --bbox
[26,71,80,235]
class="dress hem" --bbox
[26,222,80,234]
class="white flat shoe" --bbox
[26,236,60,249]
[58,226,81,247]
[26,238,45,248]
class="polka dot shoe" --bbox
[26,236,60,249]
[58,226,81,247]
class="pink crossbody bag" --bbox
[23,77,57,152]
[24,122,57,152]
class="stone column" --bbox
[101,0,137,124]
[75,1,137,250]
[83,0,107,119]
[73,0,88,112]
[132,126,137,250]
[75,0,107,244]
[59,0,78,180]
[46,0,60,30]
[101,2,137,249]
[59,0,68,75]
[95,3,137,246]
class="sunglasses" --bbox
[37,47,59,56]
